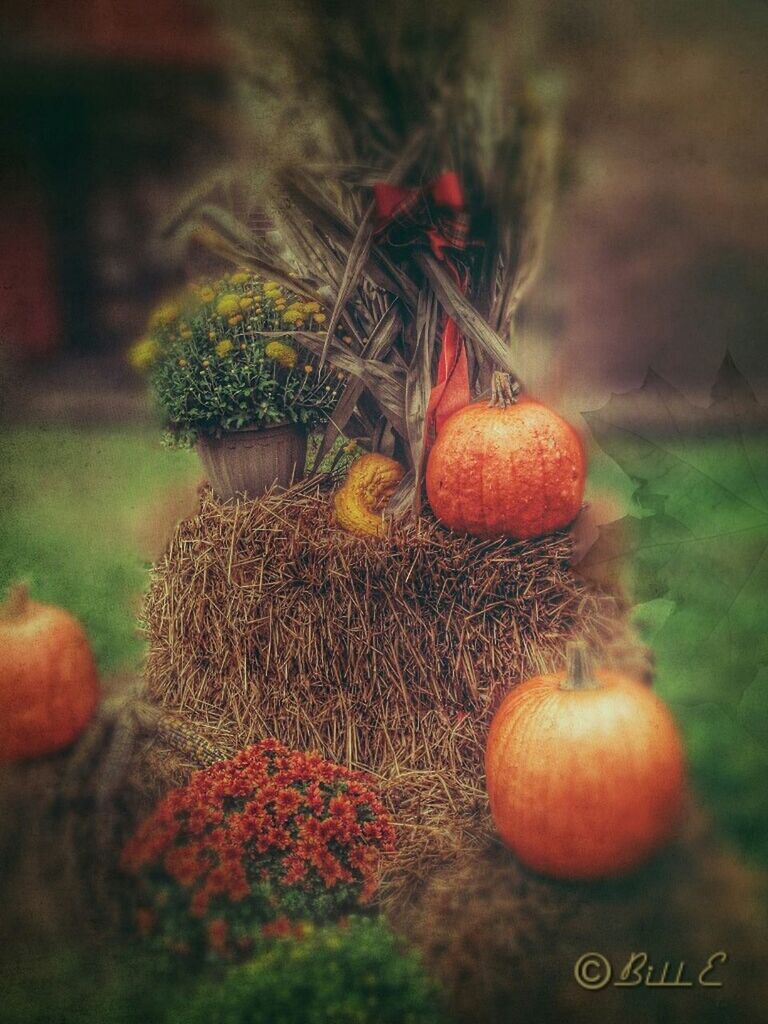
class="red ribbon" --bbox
[373,171,473,445]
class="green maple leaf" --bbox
[579,354,768,860]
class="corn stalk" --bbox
[166,0,561,512]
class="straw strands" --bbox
[400,808,768,1024]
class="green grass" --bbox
[0,427,199,674]
[587,435,768,866]
[0,426,766,866]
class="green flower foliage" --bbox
[128,274,342,446]
[179,917,446,1024]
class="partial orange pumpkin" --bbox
[485,643,685,879]
[0,585,100,762]
[426,372,586,539]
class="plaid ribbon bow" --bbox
[373,171,474,445]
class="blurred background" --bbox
[0,0,766,897]
[1,0,766,410]
[1,0,227,417]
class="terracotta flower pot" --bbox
[196,423,308,500]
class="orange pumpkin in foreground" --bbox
[0,585,100,762]
[426,372,586,539]
[485,643,685,879]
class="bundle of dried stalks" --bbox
[142,479,651,906]
[166,0,561,511]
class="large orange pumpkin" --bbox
[484,643,685,879]
[426,372,586,539]
[0,585,100,762]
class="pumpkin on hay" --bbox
[426,372,586,540]
[333,453,405,537]
[484,641,685,879]
[0,584,100,762]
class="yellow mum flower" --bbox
[304,364,313,374]
[199,286,215,303]
[302,301,321,313]
[265,341,298,370]
[127,337,160,371]
[216,339,233,357]
[230,271,249,285]
[281,308,304,325]
[216,293,240,317]
[312,313,327,324]
[149,302,179,328]
[239,297,254,311]
[228,314,243,326]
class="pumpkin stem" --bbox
[489,372,521,409]
[562,640,600,691]
[0,583,30,621]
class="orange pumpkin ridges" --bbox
[484,642,686,880]
[0,584,100,763]
[426,371,587,540]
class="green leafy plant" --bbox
[128,273,343,446]
[1,924,445,1024]
[178,917,446,1024]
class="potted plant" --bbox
[129,273,343,499]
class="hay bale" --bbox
[0,678,236,946]
[3,688,765,1024]
[142,480,650,906]
[398,806,768,1024]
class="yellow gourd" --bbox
[333,454,405,537]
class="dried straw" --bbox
[142,479,651,906]
[0,678,238,944]
[399,806,768,1024]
